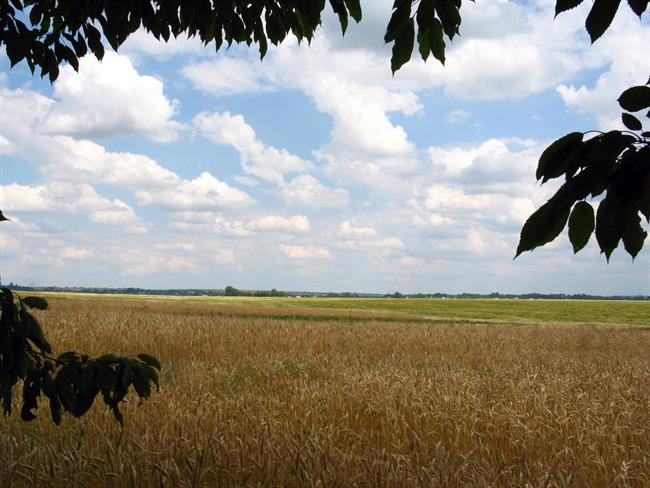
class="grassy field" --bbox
[1,295,649,487]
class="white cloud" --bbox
[336,237,404,251]
[90,200,141,225]
[280,244,331,260]
[214,248,235,264]
[117,249,201,276]
[136,172,254,210]
[0,182,150,234]
[0,87,180,190]
[0,134,14,154]
[280,175,349,208]
[60,247,94,260]
[194,111,313,184]
[556,8,649,130]
[247,215,310,233]
[338,220,377,239]
[0,184,54,212]
[42,52,183,142]
[182,57,275,96]
[428,138,538,193]
[423,184,535,228]
[398,256,425,267]
[154,242,196,252]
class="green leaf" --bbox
[329,0,348,35]
[57,351,80,362]
[516,198,571,257]
[610,146,649,204]
[29,3,43,25]
[384,4,411,43]
[627,0,649,17]
[41,374,62,425]
[428,18,446,64]
[435,0,462,40]
[595,196,626,261]
[536,132,583,182]
[20,371,41,421]
[622,212,647,259]
[416,0,435,31]
[622,113,643,130]
[22,296,48,310]
[639,174,650,222]
[131,367,152,400]
[579,131,635,171]
[417,28,430,61]
[391,18,414,74]
[585,0,621,43]
[618,85,650,112]
[555,0,584,17]
[22,312,52,354]
[568,201,595,253]
[137,353,161,370]
[345,0,362,23]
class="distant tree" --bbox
[224,285,242,296]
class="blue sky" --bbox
[1,1,649,294]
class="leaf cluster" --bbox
[0,288,161,425]
[516,82,650,261]
[555,0,648,42]
[0,0,363,81]
[384,0,469,73]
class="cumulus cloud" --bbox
[60,247,94,260]
[428,138,539,194]
[42,53,183,141]
[247,215,311,233]
[280,244,331,260]
[280,175,349,208]
[556,7,649,130]
[423,184,535,229]
[194,111,313,184]
[182,57,275,96]
[167,212,312,237]
[136,172,254,210]
[336,237,404,251]
[0,182,149,234]
[338,220,377,239]
[335,220,403,254]
[0,87,180,190]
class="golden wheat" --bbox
[1,296,648,487]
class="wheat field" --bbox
[1,295,649,487]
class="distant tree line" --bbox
[224,286,286,297]
[5,284,648,301]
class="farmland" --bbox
[1,295,649,487]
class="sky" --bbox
[0,0,649,295]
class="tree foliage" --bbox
[0,288,160,424]
[515,0,649,260]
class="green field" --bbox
[40,292,650,325]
